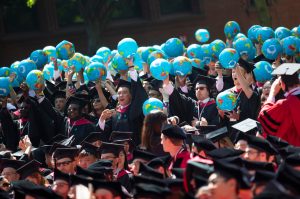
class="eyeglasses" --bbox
[195,87,207,91]
[56,160,73,167]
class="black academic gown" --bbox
[116,169,132,192]
[168,88,219,126]
[99,77,148,144]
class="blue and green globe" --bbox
[142,98,164,116]
[216,90,239,111]
[26,70,45,91]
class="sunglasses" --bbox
[195,87,207,91]
[56,160,73,167]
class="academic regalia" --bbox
[99,77,148,144]
[116,168,132,192]
[258,64,300,146]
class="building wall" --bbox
[0,0,299,65]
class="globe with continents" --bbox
[216,90,238,111]
[26,70,45,91]
[150,58,171,80]
[142,98,164,116]
[85,62,107,81]
[56,40,75,60]
[172,56,192,76]
[0,77,11,96]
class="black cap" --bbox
[69,174,92,187]
[109,131,133,142]
[238,58,255,73]
[116,79,131,91]
[12,180,62,199]
[0,159,25,171]
[16,160,42,179]
[213,159,251,189]
[65,96,89,110]
[132,150,156,162]
[80,142,99,157]
[285,153,300,166]
[266,135,290,149]
[133,175,166,187]
[54,81,67,91]
[149,79,163,92]
[243,160,275,172]
[272,63,300,75]
[193,75,216,89]
[100,142,124,157]
[54,168,70,183]
[50,134,68,144]
[147,156,170,169]
[134,183,171,198]
[276,163,300,195]
[49,142,70,155]
[88,159,113,172]
[206,148,244,159]
[82,132,106,143]
[139,162,164,179]
[53,147,79,160]
[76,166,106,180]
[191,135,217,152]
[251,170,275,184]
[205,127,229,143]
[247,136,278,155]
[92,180,127,198]
[278,146,300,159]
[53,90,66,99]
[220,156,244,167]
[58,135,76,146]
[161,124,187,140]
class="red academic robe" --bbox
[169,148,191,170]
[258,93,300,146]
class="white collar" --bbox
[284,87,300,97]
[199,97,210,104]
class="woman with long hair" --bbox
[140,110,168,156]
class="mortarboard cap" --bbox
[53,90,66,99]
[76,166,106,180]
[54,168,70,183]
[87,160,113,175]
[82,132,105,144]
[285,153,300,166]
[92,180,127,198]
[54,81,67,91]
[213,159,251,189]
[206,148,244,159]
[193,75,216,89]
[266,135,290,149]
[100,142,124,157]
[59,135,76,146]
[134,183,171,198]
[243,160,275,172]
[0,159,25,171]
[80,142,99,157]
[133,175,166,187]
[12,180,62,199]
[278,146,300,159]
[53,147,79,160]
[109,131,133,142]
[251,170,275,184]
[238,58,255,73]
[161,124,187,140]
[147,156,170,169]
[232,118,260,134]
[191,135,217,152]
[65,96,89,110]
[205,127,229,143]
[69,174,92,187]
[220,156,244,167]
[49,142,70,155]
[149,79,163,92]
[272,63,300,75]
[16,160,42,179]
[132,150,156,162]
[39,145,54,155]
[247,136,278,155]
[276,163,300,195]
[139,162,164,179]
[116,79,131,91]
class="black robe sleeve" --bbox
[0,108,19,151]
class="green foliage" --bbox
[26,0,37,8]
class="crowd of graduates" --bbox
[0,21,300,199]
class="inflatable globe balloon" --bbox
[42,64,54,81]
[26,70,45,91]
[90,55,104,64]
[142,98,164,116]
[247,25,262,43]
[150,58,171,81]
[262,38,282,60]
[133,53,144,71]
[117,38,138,58]
[281,36,298,56]
[190,58,206,70]
[57,59,68,72]
[96,47,111,63]
[216,90,239,111]
[253,61,273,83]
[43,46,57,62]
[219,48,239,69]
[195,29,210,43]
[291,26,300,38]
[0,77,11,96]
[248,46,256,61]
[85,62,107,81]
[233,33,246,42]
[0,67,11,77]
[172,56,192,76]
[147,50,167,65]
[68,53,87,72]
[187,44,204,59]
[111,53,128,72]
[224,21,240,40]
[256,27,275,44]
[30,50,48,69]
[56,40,75,60]
[141,47,157,62]
[201,44,212,65]
[164,38,184,58]
[233,37,253,56]
[17,59,37,79]
[209,39,226,60]
[275,27,291,40]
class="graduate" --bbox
[258,63,300,146]
[162,74,219,127]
